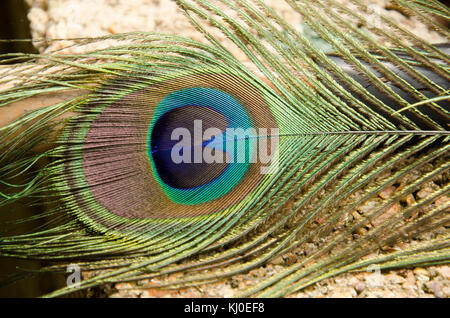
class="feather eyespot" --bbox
[60,72,279,222]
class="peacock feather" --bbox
[0,0,449,297]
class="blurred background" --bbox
[0,0,448,61]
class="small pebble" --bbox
[401,194,416,206]
[425,281,443,298]
[354,281,366,294]
[358,199,381,214]
[269,255,285,266]
[413,267,429,277]
[435,266,450,279]
[379,185,396,199]
[371,203,401,227]
[416,187,432,199]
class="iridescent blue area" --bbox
[148,87,255,205]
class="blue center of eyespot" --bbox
[148,87,255,205]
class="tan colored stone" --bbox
[371,203,401,227]
[379,185,396,199]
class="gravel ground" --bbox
[23,0,449,298]
[25,0,447,53]
[107,265,450,298]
